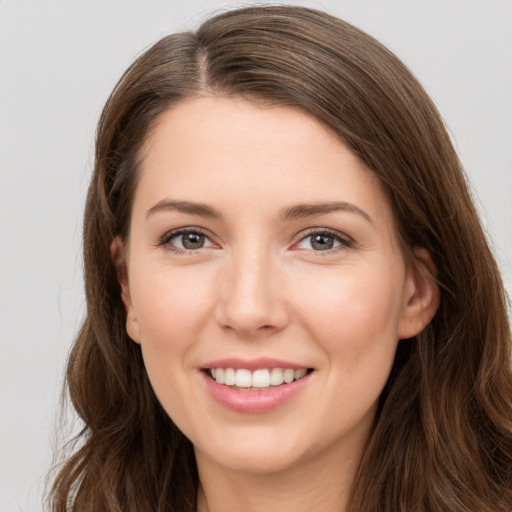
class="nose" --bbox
[214,247,289,338]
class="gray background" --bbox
[1,1,511,510]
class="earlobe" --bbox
[110,239,141,344]
[398,247,440,340]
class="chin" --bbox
[198,447,305,475]
[192,424,327,476]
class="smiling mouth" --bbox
[204,367,314,389]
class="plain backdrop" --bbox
[1,1,511,510]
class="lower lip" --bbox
[202,371,312,414]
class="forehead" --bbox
[135,95,393,227]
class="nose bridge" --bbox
[216,238,287,335]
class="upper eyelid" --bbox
[291,228,354,255]
[157,226,352,248]
[295,227,352,243]
[159,226,213,245]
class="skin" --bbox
[117,96,439,512]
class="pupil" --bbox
[312,234,333,250]
[183,233,204,249]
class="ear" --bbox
[110,238,141,344]
[398,247,440,340]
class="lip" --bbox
[202,357,309,371]
[201,366,313,414]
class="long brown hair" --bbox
[48,6,512,511]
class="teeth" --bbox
[210,367,309,388]
[283,369,294,384]
[270,368,284,385]
[224,368,236,386]
[235,369,252,388]
[294,368,307,380]
[252,369,270,388]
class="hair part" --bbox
[48,6,512,512]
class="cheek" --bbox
[128,265,218,426]
[292,262,406,360]
[129,264,216,365]
[131,266,219,394]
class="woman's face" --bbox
[120,96,434,476]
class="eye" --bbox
[160,228,215,251]
[295,230,351,252]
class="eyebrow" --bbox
[280,201,373,224]
[146,200,222,219]
[146,199,372,224]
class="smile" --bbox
[201,360,314,413]
[208,367,311,389]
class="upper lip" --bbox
[201,357,311,371]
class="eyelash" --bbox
[157,227,353,255]
[294,228,353,254]
[157,227,213,254]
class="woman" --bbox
[49,5,512,511]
